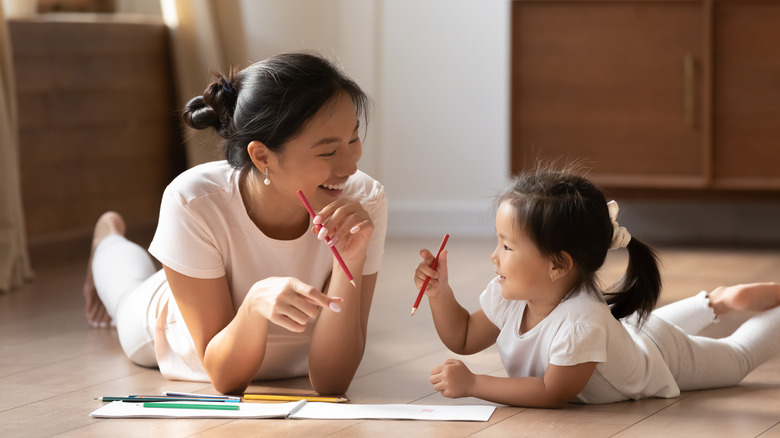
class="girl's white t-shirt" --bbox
[479,277,680,404]
[147,161,387,382]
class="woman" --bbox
[83,52,387,395]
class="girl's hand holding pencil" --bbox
[413,235,451,312]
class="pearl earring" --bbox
[263,167,270,185]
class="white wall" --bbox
[378,0,510,237]
[123,0,510,238]
[239,0,383,205]
[238,0,511,238]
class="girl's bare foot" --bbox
[708,282,780,316]
[84,212,125,328]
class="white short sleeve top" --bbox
[480,277,679,403]
[147,161,387,381]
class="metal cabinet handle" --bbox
[684,53,695,128]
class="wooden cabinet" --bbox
[712,2,780,189]
[511,0,780,194]
[9,16,185,261]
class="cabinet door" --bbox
[511,1,706,188]
[713,1,780,189]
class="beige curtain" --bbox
[160,0,248,167]
[0,6,34,293]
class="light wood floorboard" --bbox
[2,237,780,437]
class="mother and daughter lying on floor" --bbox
[83,52,780,408]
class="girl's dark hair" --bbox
[181,52,370,169]
[499,164,661,325]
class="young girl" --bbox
[83,52,387,395]
[414,166,780,407]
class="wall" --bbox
[378,0,510,237]
[112,0,780,246]
[237,0,511,238]
[119,0,510,238]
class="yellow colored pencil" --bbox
[243,394,348,403]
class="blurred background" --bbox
[3,0,780,293]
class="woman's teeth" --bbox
[321,183,345,190]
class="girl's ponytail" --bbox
[604,237,661,325]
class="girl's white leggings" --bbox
[91,234,162,368]
[644,291,780,390]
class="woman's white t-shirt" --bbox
[147,161,387,382]
[479,277,679,403]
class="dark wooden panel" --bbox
[712,1,780,189]
[511,1,706,188]
[9,18,168,56]
[9,18,186,252]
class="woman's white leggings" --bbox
[91,234,163,368]
[644,291,780,390]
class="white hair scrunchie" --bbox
[607,200,631,250]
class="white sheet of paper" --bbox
[291,402,495,422]
[89,400,495,422]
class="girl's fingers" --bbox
[438,250,448,270]
[419,248,434,260]
[417,252,439,278]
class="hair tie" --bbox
[607,200,631,250]
[222,80,237,97]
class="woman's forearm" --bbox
[308,258,369,394]
[202,302,269,395]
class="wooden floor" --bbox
[3,236,780,437]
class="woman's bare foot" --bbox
[708,282,780,316]
[84,211,126,328]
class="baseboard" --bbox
[387,199,780,247]
[618,201,780,247]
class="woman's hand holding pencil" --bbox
[298,190,374,270]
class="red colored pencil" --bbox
[297,190,356,288]
[411,234,449,316]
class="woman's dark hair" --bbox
[498,164,661,325]
[181,52,370,169]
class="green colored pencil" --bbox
[143,402,240,411]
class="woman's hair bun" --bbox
[181,70,238,139]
